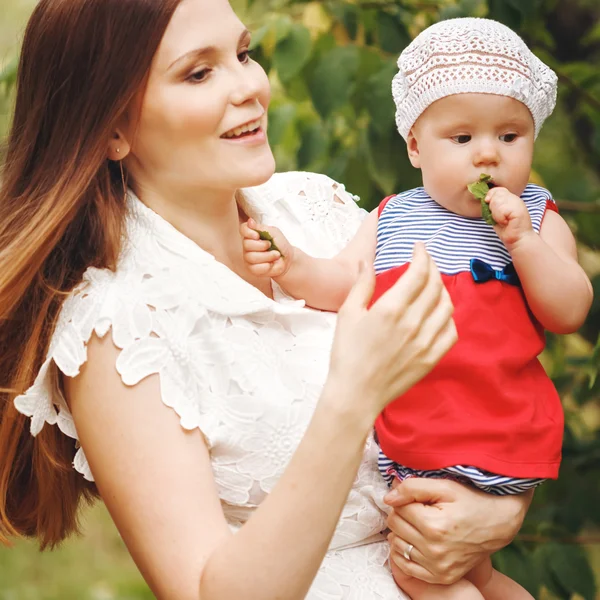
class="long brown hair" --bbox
[0,0,181,549]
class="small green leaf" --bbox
[267,103,296,147]
[535,543,597,600]
[366,125,403,196]
[273,24,312,82]
[376,12,411,54]
[467,173,496,225]
[308,46,360,118]
[257,230,284,257]
[0,57,18,89]
[297,122,329,169]
[329,4,360,40]
[365,60,398,135]
[249,24,270,51]
[492,544,541,597]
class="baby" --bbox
[241,18,593,599]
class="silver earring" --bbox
[116,148,120,154]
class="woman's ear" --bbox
[107,130,131,162]
[406,130,421,169]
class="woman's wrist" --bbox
[483,489,532,551]
[318,379,377,441]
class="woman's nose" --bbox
[229,62,264,107]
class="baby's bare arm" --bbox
[275,210,378,311]
[511,210,592,333]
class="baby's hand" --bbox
[485,187,535,251]
[240,218,294,278]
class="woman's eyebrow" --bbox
[168,29,251,71]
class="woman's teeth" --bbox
[222,118,262,139]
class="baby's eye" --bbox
[187,68,211,84]
[451,135,471,144]
[500,133,518,143]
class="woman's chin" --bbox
[237,153,277,189]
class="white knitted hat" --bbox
[392,18,558,140]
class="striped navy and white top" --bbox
[374,184,554,276]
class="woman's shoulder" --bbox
[12,260,214,483]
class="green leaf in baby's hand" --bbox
[257,230,285,258]
[467,173,496,226]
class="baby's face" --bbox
[407,94,535,218]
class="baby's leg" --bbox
[391,559,484,600]
[465,556,534,600]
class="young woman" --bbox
[0,1,533,598]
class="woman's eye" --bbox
[238,49,253,64]
[500,133,518,142]
[187,68,211,83]
[451,135,471,144]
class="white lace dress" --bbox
[14,171,408,600]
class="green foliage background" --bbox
[1,0,600,598]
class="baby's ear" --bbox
[406,130,420,168]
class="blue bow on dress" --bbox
[470,259,520,286]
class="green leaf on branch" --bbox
[377,12,411,54]
[492,545,541,597]
[249,24,270,51]
[273,24,312,82]
[329,3,360,40]
[535,542,597,600]
[267,102,297,147]
[365,125,416,197]
[308,46,360,118]
[297,122,329,169]
[0,58,18,91]
[365,60,399,135]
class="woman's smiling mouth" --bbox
[221,117,263,139]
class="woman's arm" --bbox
[383,478,532,585]
[67,245,456,600]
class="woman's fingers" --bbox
[394,251,446,329]
[387,511,425,551]
[386,475,459,508]
[387,532,429,571]
[373,243,432,318]
[387,533,441,583]
[412,294,457,366]
[389,549,441,584]
[339,260,375,315]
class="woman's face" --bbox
[126,0,275,195]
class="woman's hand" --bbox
[326,242,457,422]
[384,478,532,584]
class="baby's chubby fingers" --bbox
[240,218,262,240]
[243,238,272,252]
[244,250,281,265]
